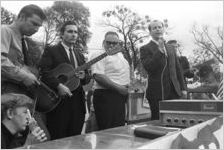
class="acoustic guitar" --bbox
[22,66,59,113]
[41,44,123,113]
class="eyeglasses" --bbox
[105,41,119,45]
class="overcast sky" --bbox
[1,1,223,57]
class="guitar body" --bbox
[44,46,124,113]
[18,66,59,113]
[34,84,59,113]
[50,63,80,91]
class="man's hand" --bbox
[117,85,129,96]
[23,73,40,87]
[181,90,188,99]
[31,126,47,142]
[57,83,72,97]
[27,117,47,143]
[75,71,85,79]
[158,38,167,56]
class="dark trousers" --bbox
[148,81,180,120]
[93,89,126,130]
[46,86,85,140]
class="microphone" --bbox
[158,37,167,57]
[27,109,38,131]
[27,110,47,142]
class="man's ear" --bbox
[6,108,14,120]
[18,13,27,21]
[102,40,106,48]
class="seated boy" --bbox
[1,93,47,149]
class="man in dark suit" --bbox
[140,20,187,120]
[39,21,90,140]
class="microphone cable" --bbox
[161,55,167,100]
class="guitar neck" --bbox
[75,52,108,72]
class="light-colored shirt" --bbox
[61,42,78,68]
[1,24,32,82]
[90,50,130,89]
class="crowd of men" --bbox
[1,4,222,149]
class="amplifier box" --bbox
[159,100,223,128]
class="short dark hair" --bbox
[1,93,34,120]
[104,31,119,39]
[60,21,77,35]
[18,4,46,21]
[148,20,164,31]
[167,40,177,44]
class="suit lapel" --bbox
[58,43,70,63]
[73,48,85,66]
[149,40,160,53]
[72,48,80,66]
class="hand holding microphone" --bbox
[158,37,167,56]
[27,110,47,142]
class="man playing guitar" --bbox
[1,4,49,146]
[39,21,91,140]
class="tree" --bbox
[101,5,150,69]
[191,24,223,65]
[43,7,58,46]
[43,1,92,52]
[1,7,16,24]
[101,5,169,82]
[26,37,44,68]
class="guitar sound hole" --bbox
[58,75,68,83]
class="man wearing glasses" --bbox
[90,31,130,130]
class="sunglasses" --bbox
[105,41,119,45]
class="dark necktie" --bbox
[21,37,28,65]
[69,48,76,68]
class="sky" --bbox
[1,0,223,57]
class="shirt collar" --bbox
[151,39,159,45]
[9,23,23,40]
[61,42,73,51]
[1,123,15,136]
[151,38,166,45]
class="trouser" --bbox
[93,89,127,130]
[46,86,86,140]
[148,81,180,121]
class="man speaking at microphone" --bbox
[140,20,186,120]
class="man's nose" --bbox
[25,117,30,124]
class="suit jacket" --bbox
[140,40,186,100]
[39,42,90,90]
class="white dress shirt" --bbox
[90,50,130,89]
[61,42,78,68]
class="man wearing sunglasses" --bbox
[90,31,130,130]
